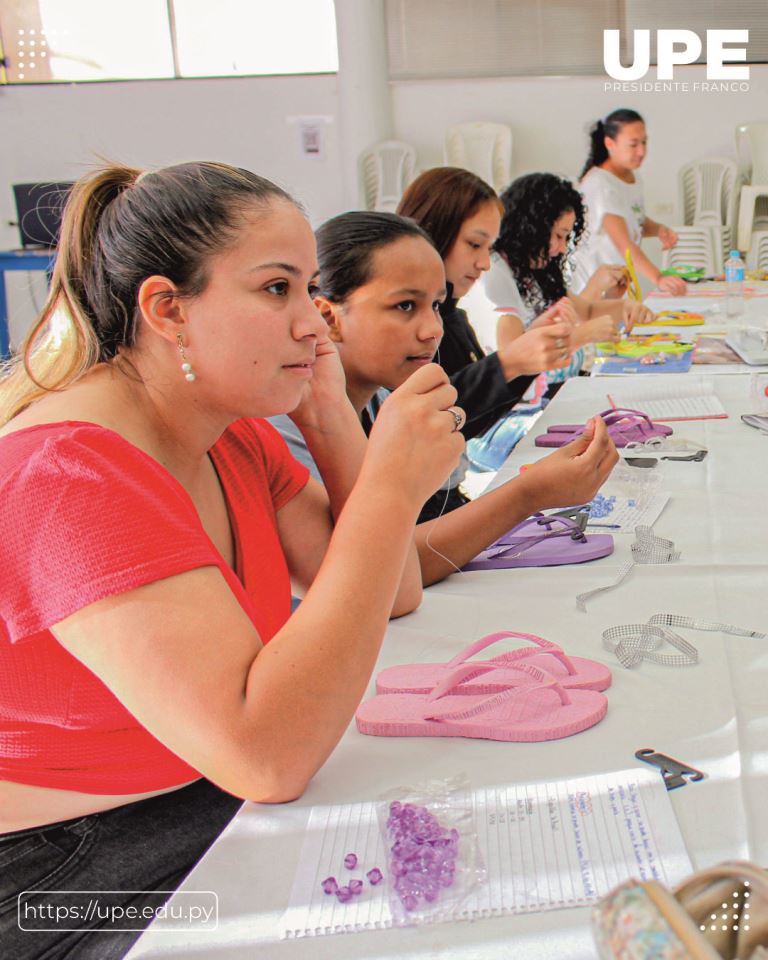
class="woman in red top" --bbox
[0,162,464,957]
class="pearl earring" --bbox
[176,334,196,382]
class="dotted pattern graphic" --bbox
[699,881,750,933]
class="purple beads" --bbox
[321,876,338,895]
[320,853,385,902]
[386,801,459,912]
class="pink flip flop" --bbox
[357,662,608,742]
[462,514,613,569]
[535,408,673,449]
[375,631,612,695]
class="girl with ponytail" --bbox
[572,108,686,297]
[0,162,465,956]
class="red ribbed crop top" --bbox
[0,418,308,794]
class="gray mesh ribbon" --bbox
[576,525,680,612]
[603,614,767,669]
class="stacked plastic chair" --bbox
[443,122,513,193]
[360,141,417,213]
[746,230,768,273]
[735,122,768,258]
[663,157,739,275]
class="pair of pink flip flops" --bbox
[355,632,610,743]
[535,408,673,448]
[462,513,613,570]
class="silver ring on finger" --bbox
[446,405,465,433]
[555,338,565,350]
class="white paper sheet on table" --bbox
[281,768,691,938]
[586,493,670,533]
[605,381,727,421]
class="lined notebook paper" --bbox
[606,381,727,421]
[281,768,691,938]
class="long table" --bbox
[127,372,768,960]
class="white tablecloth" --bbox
[127,373,768,960]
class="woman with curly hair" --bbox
[486,172,653,383]
[472,172,653,470]
[572,108,685,296]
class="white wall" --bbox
[4,56,768,346]
[0,73,345,344]
[391,65,768,225]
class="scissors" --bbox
[624,247,643,303]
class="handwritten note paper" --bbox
[471,770,688,915]
[281,768,691,937]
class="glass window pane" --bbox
[1,0,173,83]
[173,0,338,77]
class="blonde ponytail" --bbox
[0,166,138,424]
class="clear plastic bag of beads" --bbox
[376,774,486,925]
[603,461,663,501]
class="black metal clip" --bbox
[635,748,705,790]
[660,450,708,462]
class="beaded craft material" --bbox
[321,851,384,903]
[588,493,617,519]
[386,801,459,911]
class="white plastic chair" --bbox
[359,141,416,213]
[443,122,513,193]
[735,123,768,251]
[671,157,740,273]
[662,228,721,275]
[747,230,768,272]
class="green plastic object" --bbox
[660,265,706,280]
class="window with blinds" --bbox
[624,0,768,65]
[385,0,768,80]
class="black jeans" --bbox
[0,779,242,959]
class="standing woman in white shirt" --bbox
[572,108,686,297]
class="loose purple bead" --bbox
[321,876,338,895]
[343,852,358,870]
[349,879,364,895]
[336,885,353,903]
[366,867,384,885]
[401,894,418,911]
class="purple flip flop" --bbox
[545,408,654,433]
[535,408,673,449]
[462,514,614,570]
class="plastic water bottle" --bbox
[725,250,745,319]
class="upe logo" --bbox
[604,30,749,81]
